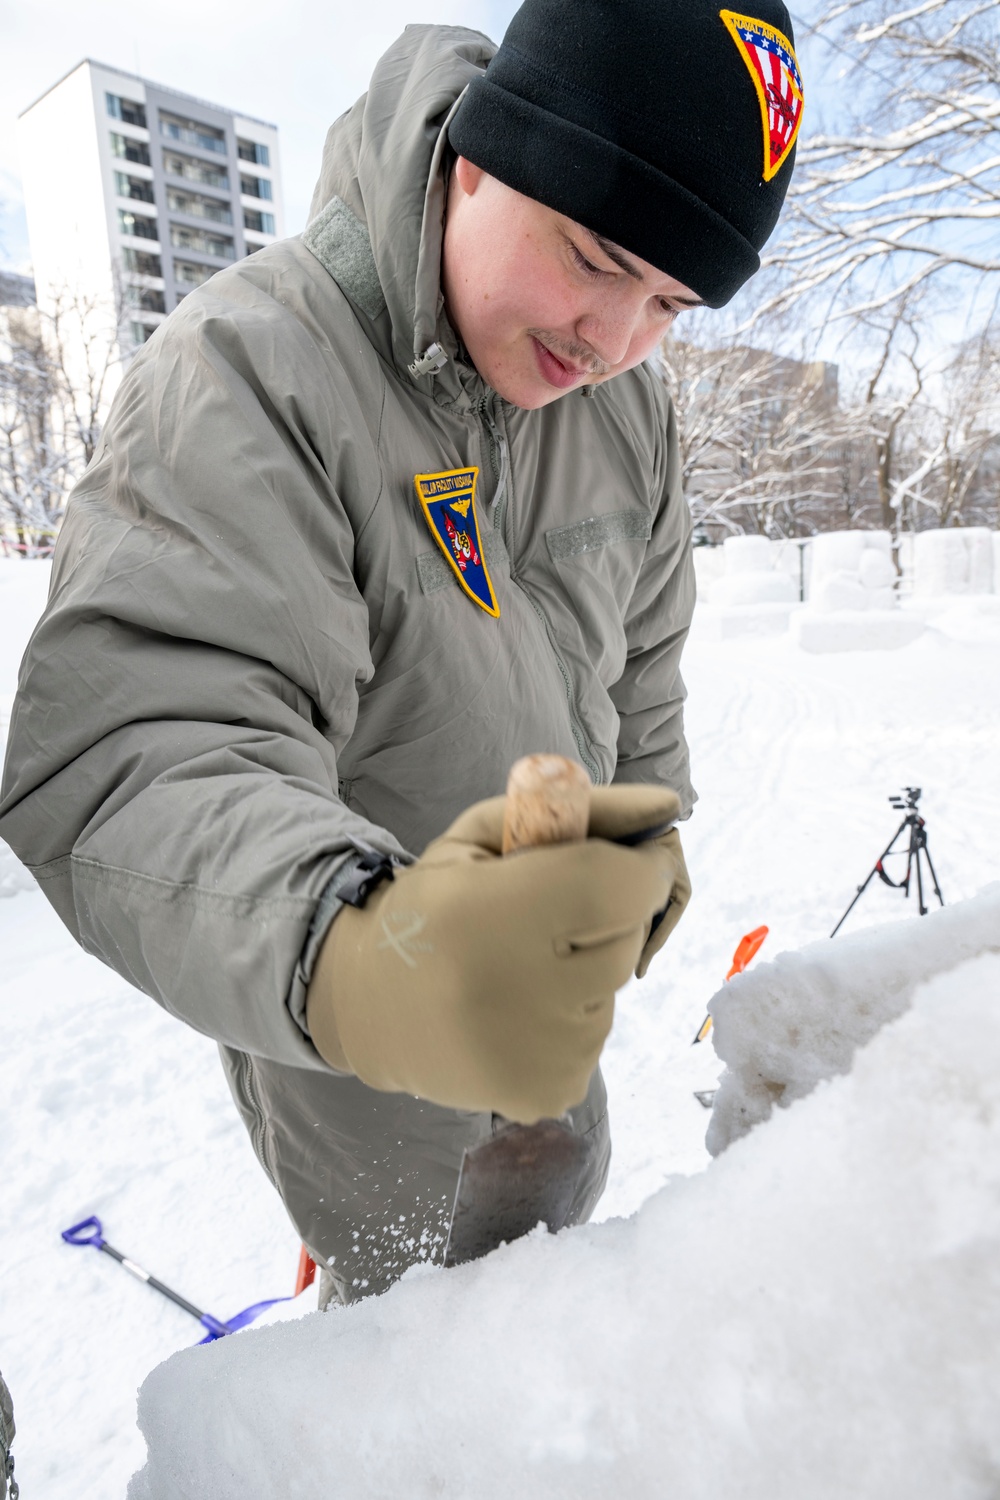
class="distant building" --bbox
[18,59,283,360]
[0,271,37,308]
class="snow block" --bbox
[913,527,995,596]
[707,883,1000,1156]
[129,899,1000,1500]
[691,544,725,602]
[694,602,796,639]
[791,608,924,653]
[711,571,796,606]
[721,533,773,574]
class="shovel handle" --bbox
[502,754,590,855]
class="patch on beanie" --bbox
[720,10,804,182]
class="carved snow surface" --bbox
[132,910,1000,1500]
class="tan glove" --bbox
[634,827,691,978]
[306,784,680,1124]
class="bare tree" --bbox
[902,331,1000,527]
[0,305,66,556]
[0,281,124,555]
[658,334,846,537]
[763,0,999,324]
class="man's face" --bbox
[441,158,703,410]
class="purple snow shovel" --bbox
[61,1216,291,1342]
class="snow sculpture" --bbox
[808,530,895,613]
[912,527,995,597]
[792,529,924,650]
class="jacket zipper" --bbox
[478,397,602,783]
[234,1050,277,1187]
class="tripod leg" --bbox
[914,830,927,914]
[830,820,908,938]
[921,839,945,909]
[830,868,880,938]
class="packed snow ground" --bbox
[1,557,999,1496]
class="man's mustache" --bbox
[529,330,611,378]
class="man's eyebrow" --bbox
[585,228,705,305]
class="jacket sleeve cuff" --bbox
[286,850,367,1038]
[287,845,411,1040]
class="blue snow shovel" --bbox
[61,1216,291,1343]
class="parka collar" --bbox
[305,24,496,414]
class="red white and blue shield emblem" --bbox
[721,9,804,181]
[414,466,499,618]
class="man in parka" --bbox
[0,0,801,1304]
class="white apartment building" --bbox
[18,60,284,366]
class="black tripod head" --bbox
[889,787,922,814]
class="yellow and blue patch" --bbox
[721,10,804,182]
[414,466,499,618]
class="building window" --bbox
[118,209,159,241]
[243,209,275,235]
[115,171,155,204]
[169,224,235,260]
[130,321,156,344]
[174,259,216,288]
[167,188,232,225]
[244,239,265,256]
[107,93,147,129]
[163,150,229,190]
[237,138,269,166]
[159,111,226,155]
[111,133,151,166]
[122,248,163,277]
[126,286,166,313]
[239,174,272,201]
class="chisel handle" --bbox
[501,754,590,854]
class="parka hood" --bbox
[308,25,495,405]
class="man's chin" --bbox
[481,362,578,411]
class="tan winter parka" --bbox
[0,25,695,1300]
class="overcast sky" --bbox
[0,0,520,272]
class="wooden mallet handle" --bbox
[502,754,590,855]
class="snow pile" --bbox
[130,897,1000,1500]
[707,883,1000,1155]
[925,594,1000,645]
[913,527,995,597]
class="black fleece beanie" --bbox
[448,0,803,307]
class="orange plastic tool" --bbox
[693,924,769,1044]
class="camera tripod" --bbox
[831,787,944,938]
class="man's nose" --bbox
[576,299,637,370]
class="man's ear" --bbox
[453,155,485,197]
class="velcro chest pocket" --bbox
[543,508,653,685]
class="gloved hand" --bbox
[306,784,680,1123]
[634,827,691,978]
